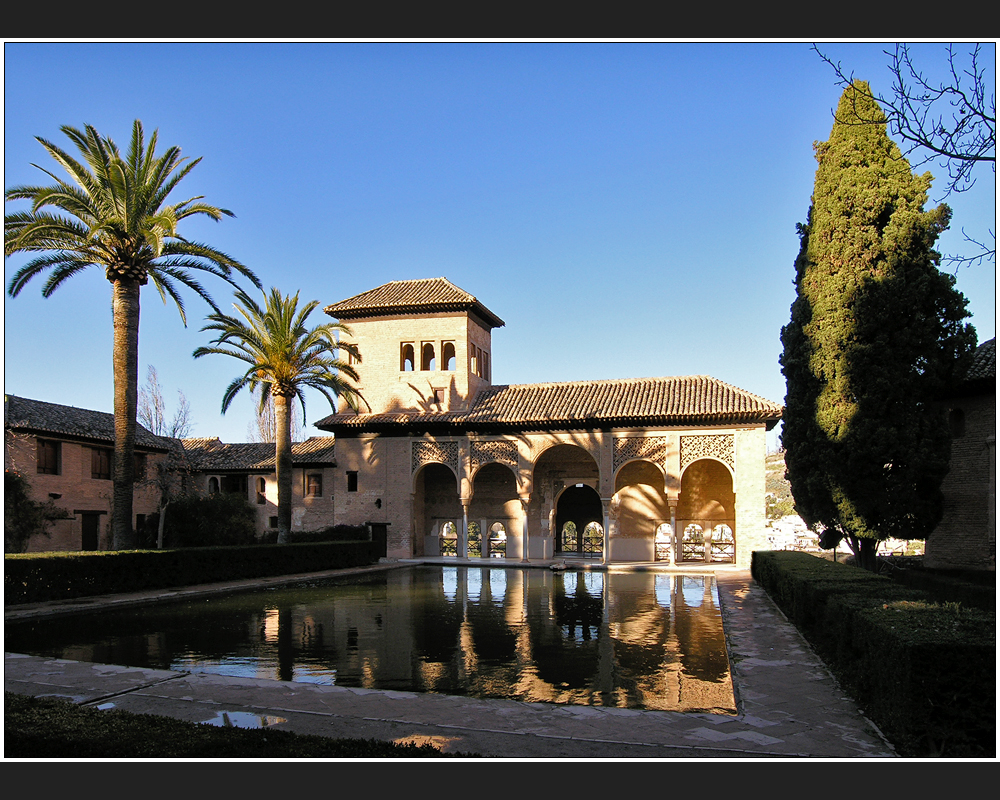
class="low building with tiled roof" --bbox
[5,393,343,550]
[5,394,170,552]
[175,436,340,538]
[925,337,996,571]
[320,278,783,566]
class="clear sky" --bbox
[4,42,995,450]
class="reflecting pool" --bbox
[5,566,735,713]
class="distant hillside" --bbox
[765,450,795,520]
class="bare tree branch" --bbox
[246,384,303,443]
[814,43,996,265]
[138,365,194,438]
[170,390,193,439]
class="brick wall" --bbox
[5,431,165,551]
[924,393,996,571]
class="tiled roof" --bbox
[966,338,995,383]
[4,394,169,450]
[324,277,505,329]
[179,436,338,471]
[316,375,783,433]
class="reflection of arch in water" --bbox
[467,568,518,663]
[521,569,602,694]
[673,575,729,682]
[555,484,604,557]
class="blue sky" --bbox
[4,42,995,449]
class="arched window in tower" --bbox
[421,342,436,371]
[442,342,456,371]
[400,343,415,372]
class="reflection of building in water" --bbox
[318,278,782,568]
[11,565,735,713]
[251,566,734,712]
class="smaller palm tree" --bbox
[194,288,362,543]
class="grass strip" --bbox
[5,692,470,759]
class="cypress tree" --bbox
[779,81,977,572]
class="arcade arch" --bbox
[413,462,462,557]
[468,461,521,559]
[677,458,736,564]
[531,443,602,559]
[555,485,604,556]
[613,459,670,561]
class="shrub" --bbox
[752,550,995,757]
[4,470,68,554]
[160,493,258,548]
[5,541,381,604]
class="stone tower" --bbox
[324,278,505,415]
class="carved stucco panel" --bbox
[411,440,460,473]
[679,434,734,471]
[613,436,668,471]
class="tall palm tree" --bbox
[194,287,362,544]
[5,120,260,549]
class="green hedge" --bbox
[5,541,380,606]
[752,551,995,757]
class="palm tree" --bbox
[194,287,362,544]
[5,120,260,549]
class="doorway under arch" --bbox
[556,484,604,557]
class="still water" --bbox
[6,565,736,713]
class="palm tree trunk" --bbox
[274,392,293,544]
[112,279,140,550]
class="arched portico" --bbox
[676,458,736,564]
[413,461,462,557]
[468,461,522,559]
[612,459,670,562]
[555,484,604,557]
[530,443,602,560]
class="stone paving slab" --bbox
[4,567,897,759]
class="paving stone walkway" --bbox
[5,565,897,758]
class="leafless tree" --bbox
[814,43,995,267]
[138,365,194,438]
[246,383,304,443]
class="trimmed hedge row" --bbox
[5,541,381,606]
[888,566,995,611]
[752,551,995,758]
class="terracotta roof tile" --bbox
[317,375,783,432]
[324,278,505,329]
[179,436,338,471]
[4,395,169,450]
